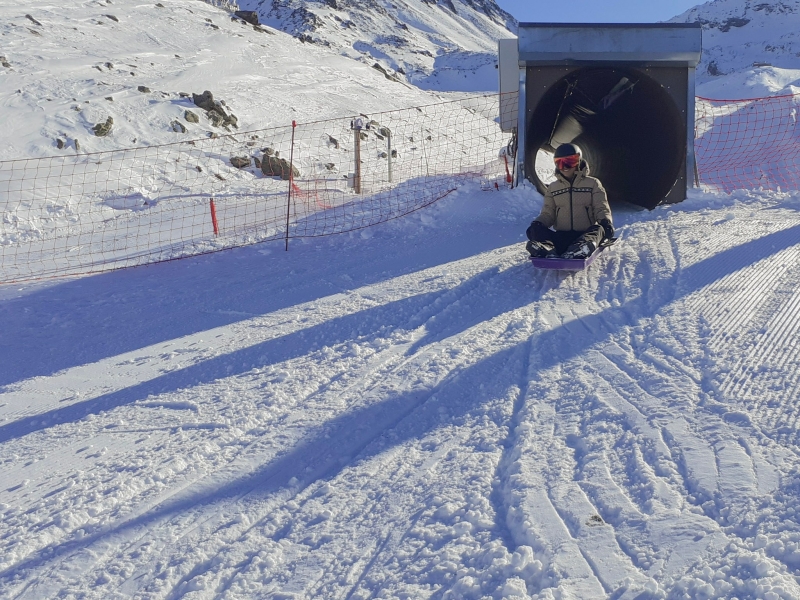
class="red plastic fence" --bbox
[0,94,515,284]
[695,93,800,193]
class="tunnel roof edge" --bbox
[518,23,702,67]
[518,23,702,28]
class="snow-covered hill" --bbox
[671,0,800,98]
[0,0,445,161]
[238,0,516,90]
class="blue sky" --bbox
[494,0,704,23]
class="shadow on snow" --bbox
[1,224,800,582]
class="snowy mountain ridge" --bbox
[238,0,517,90]
[671,0,800,97]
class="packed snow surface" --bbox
[3,182,800,599]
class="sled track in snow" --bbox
[5,198,800,598]
[498,209,800,597]
[130,255,553,599]
[2,248,550,598]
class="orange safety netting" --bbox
[695,93,800,193]
[0,94,516,284]
[2,90,799,284]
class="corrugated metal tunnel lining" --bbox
[527,66,686,210]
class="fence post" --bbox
[354,131,362,194]
[387,130,393,183]
[210,196,219,236]
[285,120,297,251]
[352,118,363,194]
[421,126,430,178]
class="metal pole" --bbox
[694,156,701,189]
[285,120,296,251]
[687,67,699,192]
[515,65,527,186]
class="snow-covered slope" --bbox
[0,0,443,161]
[3,180,800,598]
[671,0,800,98]
[239,0,516,90]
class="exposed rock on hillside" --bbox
[192,90,239,129]
[261,153,299,179]
[240,0,516,88]
[92,116,114,137]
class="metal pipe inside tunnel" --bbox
[526,66,687,210]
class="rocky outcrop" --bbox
[192,90,216,110]
[719,17,750,32]
[92,117,113,136]
[234,10,259,25]
[192,90,239,129]
[371,63,402,83]
[440,0,457,14]
[261,153,299,180]
[230,156,251,168]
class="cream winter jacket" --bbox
[536,161,612,232]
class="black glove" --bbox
[526,220,544,241]
[599,218,614,239]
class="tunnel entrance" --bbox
[527,66,687,209]
[508,23,703,209]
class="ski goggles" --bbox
[554,154,580,170]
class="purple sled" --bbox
[529,239,616,271]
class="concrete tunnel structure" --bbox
[499,23,703,209]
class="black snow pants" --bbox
[526,221,605,255]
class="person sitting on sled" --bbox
[526,143,614,259]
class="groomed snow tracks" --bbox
[3,198,800,597]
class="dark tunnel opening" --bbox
[526,67,686,210]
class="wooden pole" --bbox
[354,127,362,194]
